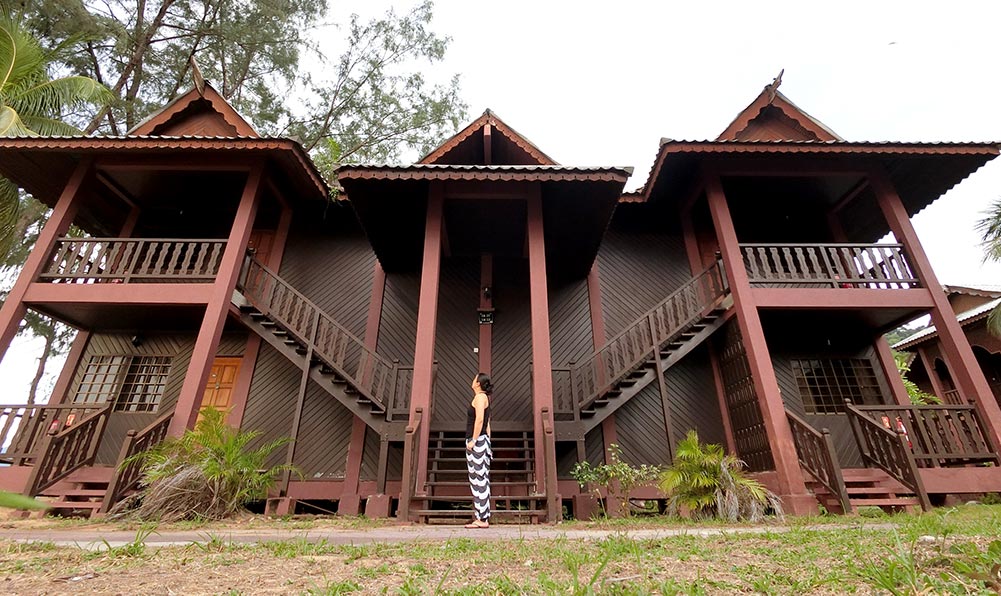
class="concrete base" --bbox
[337,494,361,516]
[265,497,295,516]
[572,494,601,520]
[365,494,392,518]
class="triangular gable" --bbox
[128,83,258,138]
[419,109,557,165]
[717,84,842,142]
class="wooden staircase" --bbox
[557,259,731,439]
[806,468,921,514]
[32,466,115,518]
[412,430,547,524]
[235,256,407,438]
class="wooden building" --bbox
[894,286,1001,408]
[1,79,1000,520]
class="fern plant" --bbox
[658,430,782,522]
[118,408,296,522]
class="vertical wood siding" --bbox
[430,257,480,425]
[615,384,672,466]
[70,332,245,464]
[491,257,532,423]
[240,343,298,469]
[292,383,354,478]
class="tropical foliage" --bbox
[0,490,47,510]
[976,197,1001,336]
[0,10,109,252]
[115,408,295,522]
[658,430,783,522]
[570,444,660,517]
[893,349,941,405]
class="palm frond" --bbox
[0,105,34,136]
[988,304,1001,338]
[976,197,1001,263]
[0,17,46,94]
[18,114,83,136]
[10,76,111,121]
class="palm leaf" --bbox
[10,75,112,119]
[0,105,34,136]
[988,305,1001,338]
[0,17,45,96]
[18,114,83,136]
[0,490,48,510]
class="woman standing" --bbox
[465,372,492,528]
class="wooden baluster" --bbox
[137,241,156,276]
[792,247,810,280]
[805,247,824,284]
[152,241,171,277]
[193,242,209,276]
[756,247,770,281]
[745,246,760,281]
[165,241,183,277]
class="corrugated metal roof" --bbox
[337,163,633,182]
[893,297,1001,350]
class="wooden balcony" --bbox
[740,243,934,315]
[21,238,228,329]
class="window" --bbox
[792,358,882,414]
[74,355,172,413]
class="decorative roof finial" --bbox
[190,56,206,97]
[765,69,784,104]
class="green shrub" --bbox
[570,444,660,517]
[658,430,782,522]
[116,408,295,522]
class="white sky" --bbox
[2,0,1000,403]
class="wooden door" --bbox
[248,230,275,267]
[198,357,242,423]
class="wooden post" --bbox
[870,167,1001,452]
[586,262,620,464]
[406,181,444,493]
[478,254,493,374]
[168,165,264,436]
[280,309,318,498]
[230,200,294,429]
[0,160,91,364]
[526,183,555,493]
[704,169,814,514]
[874,336,911,406]
[682,203,738,454]
[917,346,949,402]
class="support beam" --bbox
[917,346,949,401]
[587,262,618,463]
[526,183,555,491]
[682,204,737,455]
[479,254,493,374]
[50,330,91,405]
[406,181,444,493]
[281,311,318,496]
[168,165,264,436]
[704,169,814,514]
[870,167,1001,450]
[0,160,91,364]
[874,336,911,406]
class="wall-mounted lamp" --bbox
[482,286,492,301]
[131,334,144,348]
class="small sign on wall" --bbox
[478,309,494,325]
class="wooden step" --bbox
[249,312,267,320]
[43,500,103,510]
[259,320,276,328]
[426,481,535,487]
[39,488,107,498]
[849,497,920,507]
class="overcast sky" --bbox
[2,0,999,402]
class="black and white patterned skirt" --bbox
[466,434,492,521]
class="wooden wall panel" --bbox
[360,430,403,482]
[241,343,298,469]
[431,257,480,425]
[291,383,354,478]
[596,207,692,338]
[377,272,420,364]
[71,332,245,464]
[616,384,672,466]
[279,212,376,339]
[548,278,592,367]
[715,321,774,472]
[665,346,726,448]
[491,257,532,423]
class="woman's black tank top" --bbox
[465,402,491,439]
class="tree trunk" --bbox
[27,327,54,405]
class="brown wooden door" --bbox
[248,230,275,267]
[198,357,242,423]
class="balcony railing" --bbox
[1,404,108,465]
[741,243,919,289]
[39,238,227,284]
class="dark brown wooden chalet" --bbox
[1,79,1000,520]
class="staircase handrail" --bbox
[571,257,729,412]
[238,255,396,412]
[399,406,424,521]
[785,409,852,514]
[100,410,175,514]
[845,401,932,511]
[23,404,112,497]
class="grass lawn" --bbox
[1,505,999,594]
